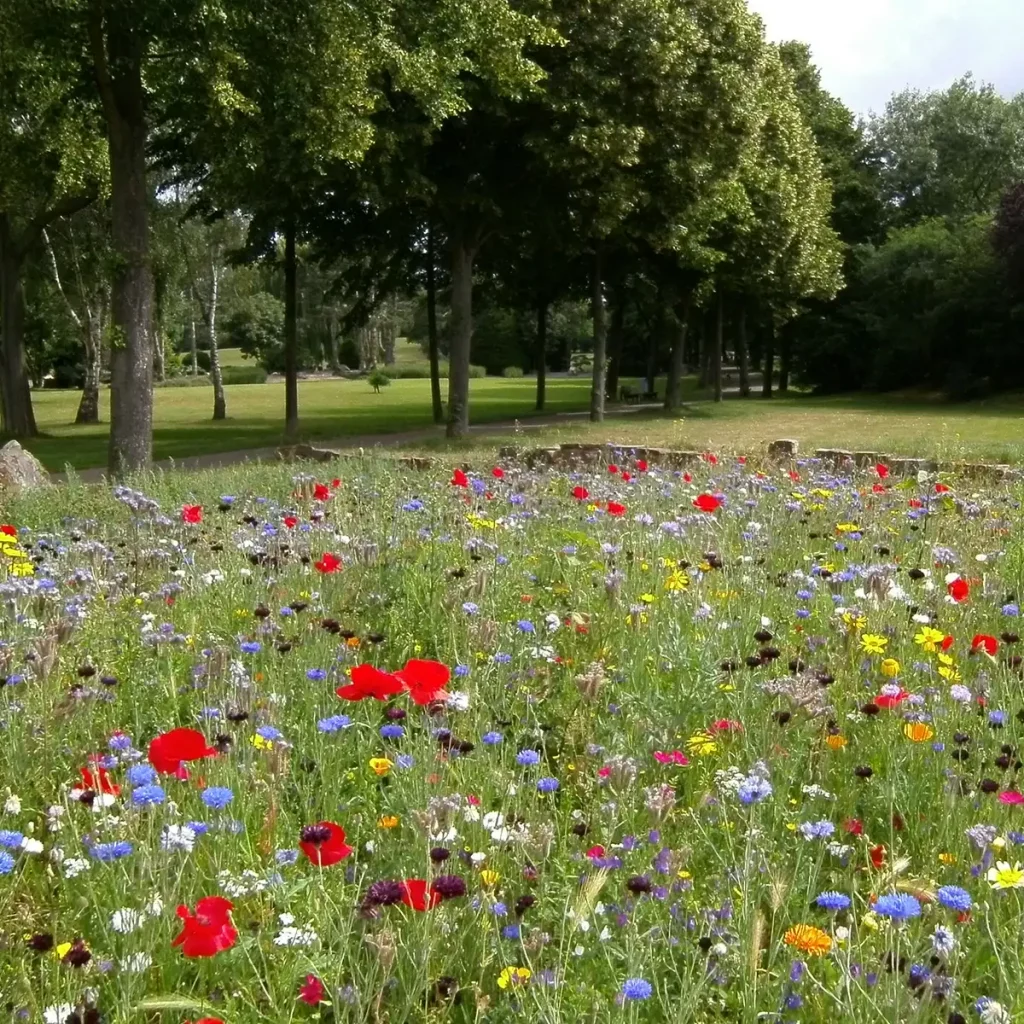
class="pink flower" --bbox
[999,791,1024,805]
[653,750,689,766]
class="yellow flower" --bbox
[860,912,879,932]
[810,488,834,499]
[369,757,394,777]
[480,869,500,886]
[987,861,1024,889]
[252,734,273,750]
[639,593,656,604]
[378,815,399,829]
[859,633,888,655]
[687,731,718,757]
[914,626,946,652]
[825,734,847,750]
[783,924,832,956]
[497,966,532,990]
[665,570,689,591]
[9,560,33,577]
[54,941,73,960]
[835,522,860,533]
[880,658,900,678]
[938,852,957,865]
[937,664,961,682]
[841,611,866,632]
[904,722,934,743]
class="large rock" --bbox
[767,439,799,458]
[0,441,49,494]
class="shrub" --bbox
[221,365,268,385]
[155,374,210,388]
[195,350,212,372]
[367,369,391,392]
[502,365,525,378]
[378,362,487,380]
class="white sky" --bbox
[747,0,1024,115]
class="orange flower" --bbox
[783,924,832,956]
[825,734,847,750]
[904,722,934,743]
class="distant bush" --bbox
[502,365,524,378]
[379,362,486,380]
[367,369,391,392]
[195,350,212,372]
[221,365,268,385]
[155,375,209,388]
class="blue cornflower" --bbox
[796,589,814,601]
[0,851,15,875]
[482,731,503,746]
[186,821,209,835]
[279,607,294,617]
[131,785,165,806]
[1003,603,1020,617]
[517,620,535,634]
[276,849,299,865]
[795,609,811,619]
[737,776,772,805]
[516,749,541,766]
[492,902,508,916]
[784,995,803,1010]
[989,710,1007,726]
[318,715,352,733]
[306,668,327,682]
[798,820,836,841]
[815,891,851,912]
[396,754,415,769]
[380,724,405,740]
[621,978,653,1001]
[873,892,921,921]
[126,764,156,786]
[256,725,282,741]
[462,602,479,615]
[936,885,972,912]
[537,777,560,793]
[239,641,262,654]
[402,499,424,512]
[108,733,132,752]
[454,665,470,677]
[493,652,512,664]
[201,787,234,810]
[0,831,23,849]
[501,924,521,940]
[91,841,133,861]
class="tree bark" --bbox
[762,324,775,398]
[446,228,476,438]
[77,309,103,425]
[713,291,724,403]
[779,326,791,393]
[737,305,750,398]
[382,295,397,365]
[589,250,606,422]
[0,219,37,438]
[284,218,299,440]
[208,260,225,420]
[535,296,548,412]
[91,10,153,476]
[189,308,198,375]
[605,292,625,400]
[426,225,443,424]
[646,306,661,396]
[665,300,689,412]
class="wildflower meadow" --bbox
[2,451,1024,1024]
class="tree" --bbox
[993,181,1024,304]
[0,5,104,437]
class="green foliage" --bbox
[502,365,524,378]
[221,292,286,369]
[221,365,269,385]
[367,368,391,392]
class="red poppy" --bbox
[315,552,342,574]
[872,484,886,494]
[572,486,589,501]
[972,634,999,656]
[869,844,886,869]
[606,501,626,517]
[0,525,16,536]
[621,471,632,483]
[608,464,619,474]
[451,468,469,488]
[935,483,951,493]
[709,718,742,733]
[188,1019,224,1024]
[947,578,969,603]
[298,974,326,1005]
[331,478,341,489]
[149,728,218,779]
[299,821,353,866]
[283,516,298,529]
[181,505,203,524]
[80,759,120,796]
[737,456,747,465]
[875,463,889,479]
[585,845,606,860]
[492,467,504,479]
[702,452,718,465]
[172,896,237,957]
[313,483,331,501]
[683,472,692,483]
[843,818,863,836]
[875,688,908,709]
[788,471,800,482]
[908,497,923,507]
[636,459,648,472]
[336,664,404,702]
[400,878,442,911]
[693,494,721,513]
[397,659,450,705]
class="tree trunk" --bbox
[762,325,775,398]
[646,307,661,396]
[446,229,475,438]
[698,319,711,389]
[0,223,37,438]
[284,219,299,440]
[665,301,689,412]
[605,292,625,400]
[737,306,750,398]
[382,296,397,365]
[152,273,165,382]
[779,326,791,393]
[713,292,724,403]
[76,312,103,425]
[208,261,225,420]
[426,225,443,424]
[535,296,548,412]
[93,14,153,476]
[589,250,606,422]
[189,309,198,375]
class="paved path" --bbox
[53,403,667,483]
